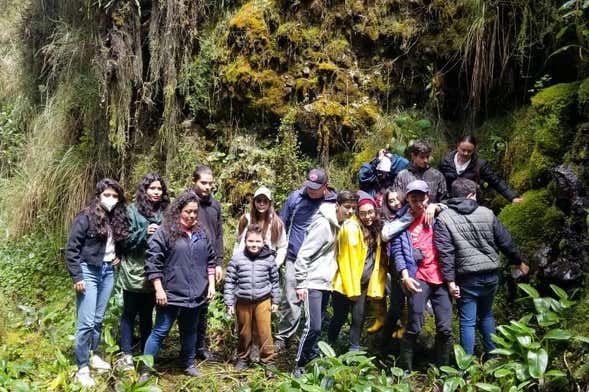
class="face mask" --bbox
[100,196,118,212]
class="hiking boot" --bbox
[234,359,249,371]
[249,344,261,362]
[75,366,96,388]
[89,354,111,373]
[434,335,452,368]
[184,365,201,377]
[274,339,286,353]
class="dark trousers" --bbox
[406,279,452,341]
[382,274,406,339]
[296,289,328,366]
[196,302,209,354]
[327,290,367,350]
[120,290,156,354]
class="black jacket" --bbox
[65,211,123,283]
[145,227,216,308]
[439,150,518,202]
[435,198,522,282]
[198,195,224,266]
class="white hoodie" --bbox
[294,202,340,291]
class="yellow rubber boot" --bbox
[392,300,408,339]
[366,299,386,333]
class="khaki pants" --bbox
[236,298,275,363]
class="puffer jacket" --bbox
[294,202,340,291]
[145,227,216,308]
[435,197,522,282]
[223,246,280,307]
[332,216,387,300]
[198,194,224,266]
[390,215,440,279]
[393,164,447,203]
[439,150,519,202]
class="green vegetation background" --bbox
[0,0,588,390]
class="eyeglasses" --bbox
[358,209,376,218]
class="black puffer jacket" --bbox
[223,246,280,307]
[145,227,216,308]
[439,150,519,202]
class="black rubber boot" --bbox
[399,334,417,371]
[434,334,452,367]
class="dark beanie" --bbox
[357,190,376,208]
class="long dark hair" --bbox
[85,178,128,241]
[236,195,284,245]
[357,204,383,247]
[135,172,170,217]
[380,187,404,221]
[163,190,200,243]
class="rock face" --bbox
[498,82,589,288]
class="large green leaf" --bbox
[490,348,515,356]
[453,345,474,370]
[518,284,539,298]
[536,311,559,327]
[442,377,464,392]
[543,329,572,341]
[527,349,548,379]
[573,335,589,344]
[318,341,336,358]
[516,335,533,348]
[475,383,501,392]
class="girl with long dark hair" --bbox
[234,186,287,267]
[329,191,387,351]
[65,178,128,387]
[118,173,170,369]
[141,190,216,378]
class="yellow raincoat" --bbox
[332,216,387,300]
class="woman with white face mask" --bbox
[65,178,128,387]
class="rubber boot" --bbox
[399,334,417,371]
[434,334,452,367]
[367,299,386,333]
[392,300,408,339]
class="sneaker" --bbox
[292,366,305,378]
[75,366,96,387]
[184,365,201,377]
[116,354,134,371]
[249,344,260,362]
[137,371,151,384]
[90,354,111,373]
[234,359,249,371]
[274,339,286,353]
[195,349,214,361]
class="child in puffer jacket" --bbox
[224,223,280,370]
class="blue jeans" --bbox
[457,271,499,356]
[75,262,115,367]
[144,304,203,368]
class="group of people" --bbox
[64,136,529,387]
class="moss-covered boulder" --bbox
[499,189,564,257]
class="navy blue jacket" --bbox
[145,227,216,308]
[390,218,438,279]
[280,187,337,261]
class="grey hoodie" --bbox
[294,202,340,291]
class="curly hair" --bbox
[84,178,128,241]
[135,172,170,217]
[236,195,284,246]
[163,190,201,243]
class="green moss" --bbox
[527,147,556,187]
[530,81,578,115]
[498,189,563,257]
[577,77,589,107]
